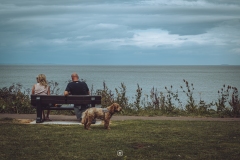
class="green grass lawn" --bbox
[0,119,240,160]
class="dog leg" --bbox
[84,120,88,129]
[85,116,94,130]
[104,119,110,130]
[83,118,88,129]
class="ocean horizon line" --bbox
[0,64,237,66]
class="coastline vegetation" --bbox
[0,79,239,118]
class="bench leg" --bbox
[36,97,42,123]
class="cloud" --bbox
[0,0,240,65]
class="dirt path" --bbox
[112,115,240,121]
[1,114,240,122]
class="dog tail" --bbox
[81,110,88,124]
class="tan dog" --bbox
[81,103,122,130]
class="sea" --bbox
[0,65,239,106]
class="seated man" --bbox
[64,72,90,121]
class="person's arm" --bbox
[31,85,35,95]
[47,86,50,95]
[64,91,69,96]
[85,83,90,95]
[64,83,71,96]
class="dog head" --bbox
[109,103,122,113]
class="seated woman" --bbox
[32,74,51,121]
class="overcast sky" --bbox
[0,0,240,65]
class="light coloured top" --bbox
[34,83,49,95]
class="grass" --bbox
[0,119,240,160]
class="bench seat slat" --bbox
[43,107,74,110]
[31,95,101,105]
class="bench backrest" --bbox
[31,95,101,107]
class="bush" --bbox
[216,85,240,117]
[0,80,239,117]
[0,83,34,114]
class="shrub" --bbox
[229,87,240,117]
[115,83,128,109]
[48,80,61,95]
[180,79,197,113]
[0,80,239,118]
[133,84,142,111]
[0,83,33,114]
[216,85,240,117]
[100,81,114,107]
[216,84,230,115]
[164,85,181,114]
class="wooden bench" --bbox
[31,95,101,123]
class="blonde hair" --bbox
[37,74,48,88]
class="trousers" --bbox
[74,105,89,120]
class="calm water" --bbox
[0,65,239,105]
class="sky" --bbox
[0,0,240,65]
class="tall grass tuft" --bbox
[115,83,128,109]
[215,85,240,117]
[101,81,114,107]
[133,84,142,111]
[181,79,197,113]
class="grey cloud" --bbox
[0,0,240,65]
[204,0,240,6]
